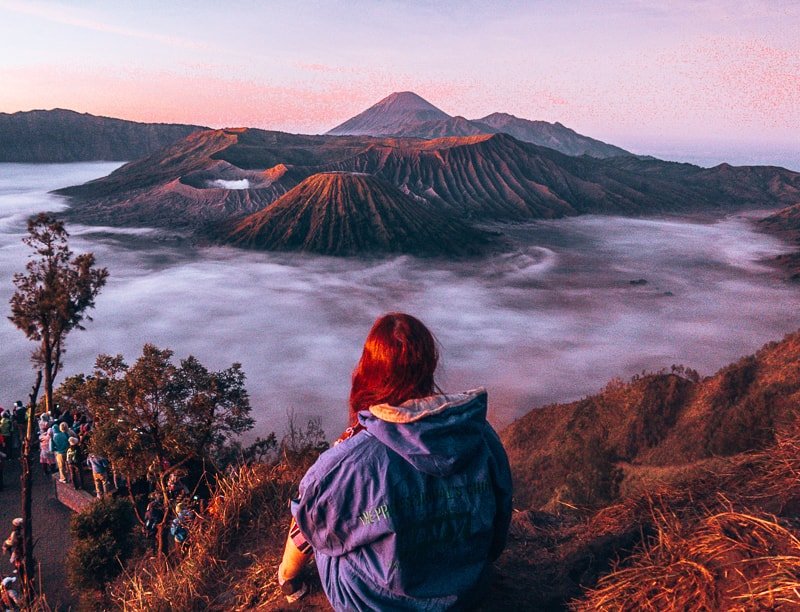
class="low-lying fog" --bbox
[1,163,798,439]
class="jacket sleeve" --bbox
[290,440,393,557]
[484,425,513,561]
[290,465,347,556]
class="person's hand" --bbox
[277,564,308,603]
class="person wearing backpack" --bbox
[170,503,193,550]
[66,438,85,491]
[278,313,513,611]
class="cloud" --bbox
[0,0,204,50]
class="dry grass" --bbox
[109,463,298,611]
[573,425,800,611]
[574,508,800,611]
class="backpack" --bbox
[171,521,188,543]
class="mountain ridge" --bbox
[54,127,800,258]
[0,108,205,162]
[327,91,630,158]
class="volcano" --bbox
[57,127,800,253]
[327,92,450,137]
[224,171,494,256]
[474,112,630,158]
[327,91,630,158]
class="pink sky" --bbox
[0,0,798,161]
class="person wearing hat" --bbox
[2,518,23,572]
[38,419,56,476]
[0,575,19,609]
[66,437,85,491]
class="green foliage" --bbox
[67,497,137,592]
[56,344,254,485]
[559,430,623,508]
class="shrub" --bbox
[67,497,138,594]
[559,430,623,509]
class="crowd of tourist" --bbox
[0,398,202,609]
[35,408,109,497]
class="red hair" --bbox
[349,313,439,425]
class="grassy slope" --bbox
[108,331,800,610]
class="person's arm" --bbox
[278,532,309,583]
[278,518,313,602]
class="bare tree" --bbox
[19,371,41,607]
[9,213,108,416]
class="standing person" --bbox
[87,453,110,498]
[0,449,6,492]
[12,402,26,458]
[278,313,513,610]
[66,438,84,491]
[38,421,56,475]
[144,497,164,542]
[2,519,23,574]
[49,422,70,483]
[0,413,11,459]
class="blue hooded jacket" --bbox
[291,388,513,611]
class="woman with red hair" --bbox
[278,313,512,611]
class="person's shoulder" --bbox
[302,431,383,485]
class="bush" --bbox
[67,497,138,594]
[559,431,623,509]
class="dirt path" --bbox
[0,453,74,609]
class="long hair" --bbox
[348,313,439,426]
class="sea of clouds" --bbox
[0,163,797,440]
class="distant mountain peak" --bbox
[327,94,629,157]
[327,91,450,136]
[374,91,445,111]
[480,111,517,121]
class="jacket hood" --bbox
[358,388,488,477]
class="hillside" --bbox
[104,330,800,610]
[327,91,630,158]
[502,329,800,509]
[225,172,494,256]
[56,127,800,248]
[759,202,800,280]
[474,112,630,158]
[0,108,204,162]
